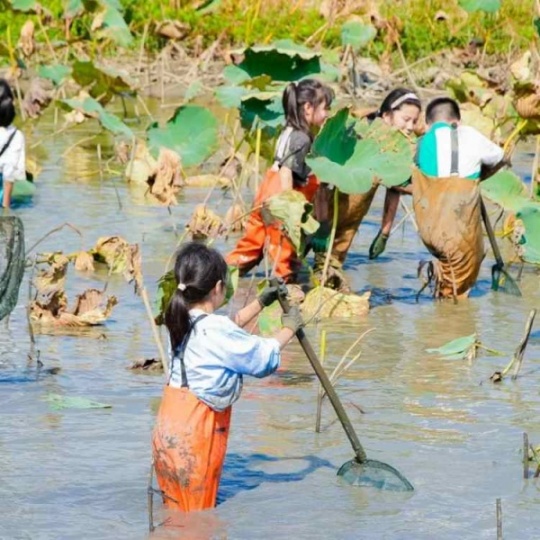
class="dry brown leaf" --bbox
[92,236,142,293]
[18,20,35,57]
[301,286,370,319]
[74,251,95,273]
[22,78,53,119]
[155,20,190,40]
[125,139,157,184]
[148,148,183,205]
[224,203,245,233]
[33,254,69,297]
[187,204,224,240]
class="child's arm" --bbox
[278,166,294,191]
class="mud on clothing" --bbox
[417,122,504,179]
[226,127,319,280]
[152,310,281,511]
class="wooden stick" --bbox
[315,330,327,433]
[496,499,502,540]
[523,432,529,479]
[141,286,169,378]
[511,309,537,380]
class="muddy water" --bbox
[1,104,540,540]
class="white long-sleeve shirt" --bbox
[0,126,25,183]
[168,309,281,411]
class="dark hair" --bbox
[0,79,15,127]
[425,97,461,124]
[369,88,421,121]
[165,242,228,352]
[282,79,334,135]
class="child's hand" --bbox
[281,306,303,333]
[258,282,288,307]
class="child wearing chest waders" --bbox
[152,242,303,512]
[226,79,334,281]
[0,80,26,209]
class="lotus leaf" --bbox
[229,39,321,82]
[515,205,540,264]
[37,64,72,86]
[10,0,40,12]
[239,93,284,132]
[310,108,356,165]
[426,334,477,359]
[147,105,218,168]
[265,190,319,252]
[307,117,412,193]
[95,6,133,47]
[341,20,376,50]
[62,96,133,137]
[71,60,133,104]
[458,0,500,13]
[481,170,529,212]
[215,85,249,108]
[64,0,85,18]
[45,393,112,410]
[446,72,495,107]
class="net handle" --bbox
[272,279,367,463]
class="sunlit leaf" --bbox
[515,205,540,264]
[215,85,249,108]
[481,170,529,212]
[37,64,72,86]
[147,105,218,168]
[71,60,133,104]
[341,20,376,50]
[10,0,40,12]
[265,190,319,252]
[45,393,112,410]
[310,108,356,165]
[229,39,321,82]
[62,96,133,137]
[426,334,477,359]
[458,0,500,12]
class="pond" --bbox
[1,102,539,540]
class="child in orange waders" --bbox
[152,242,303,512]
[226,79,334,281]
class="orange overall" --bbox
[152,385,232,511]
[226,169,319,280]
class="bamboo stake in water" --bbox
[496,498,502,540]
[523,432,529,479]
[315,330,327,433]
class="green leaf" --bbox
[147,105,219,168]
[64,0,84,17]
[223,65,252,85]
[481,170,529,212]
[458,0,500,13]
[62,96,133,137]
[10,0,39,12]
[154,269,175,324]
[215,85,249,108]
[230,39,321,82]
[307,118,412,193]
[45,393,112,410]
[340,20,376,50]
[310,108,356,165]
[515,205,540,264]
[265,190,319,252]
[98,6,133,47]
[239,93,284,132]
[426,334,477,358]
[225,265,239,303]
[71,60,133,104]
[196,0,222,14]
[37,64,72,86]
[185,80,203,101]
[535,17,540,38]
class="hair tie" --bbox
[390,92,420,111]
[177,283,187,291]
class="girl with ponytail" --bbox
[152,242,302,512]
[0,79,26,209]
[226,78,334,281]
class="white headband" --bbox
[177,283,186,291]
[390,92,420,110]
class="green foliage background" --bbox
[0,0,535,63]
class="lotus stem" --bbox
[25,222,83,257]
[524,432,529,479]
[496,499,502,540]
[315,329,327,433]
[254,127,262,192]
[320,187,339,289]
[36,15,58,62]
[141,285,169,378]
[503,119,527,154]
[511,309,536,380]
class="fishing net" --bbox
[338,458,414,492]
[0,216,25,321]
[412,168,484,299]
